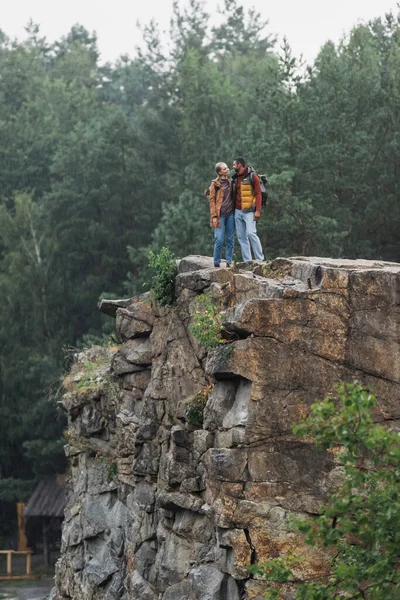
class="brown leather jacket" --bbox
[208,178,233,227]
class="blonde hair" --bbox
[215,162,226,175]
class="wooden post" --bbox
[16,503,28,552]
[26,552,31,576]
[6,551,11,576]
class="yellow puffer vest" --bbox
[240,175,256,212]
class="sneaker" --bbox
[214,263,220,268]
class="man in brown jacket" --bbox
[208,162,234,267]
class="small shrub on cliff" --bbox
[106,461,118,482]
[185,383,213,426]
[148,246,178,306]
[186,403,205,426]
[189,293,224,349]
[250,382,400,600]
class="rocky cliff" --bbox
[54,256,400,600]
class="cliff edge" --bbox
[54,256,400,600]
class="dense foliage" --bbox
[250,383,400,599]
[148,247,178,306]
[1,1,400,540]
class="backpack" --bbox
[248,168,269,207]
[204,179,220,198]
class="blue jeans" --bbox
[234,209,264,261]
[213,213,234,265]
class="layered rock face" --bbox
[55,256,400,600]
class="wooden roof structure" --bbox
[24,475,66,519]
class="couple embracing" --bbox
[208,157,264,267]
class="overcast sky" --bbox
[0,0,399,65]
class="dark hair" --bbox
[234,157,246,167]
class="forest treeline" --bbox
[0,0,400,541]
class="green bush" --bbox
[148,246,178,307]
[106,461,118,482]
[249,382,400,600]
[189,293,224,349]
[185,384,213,426]
[186,403,205,426]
